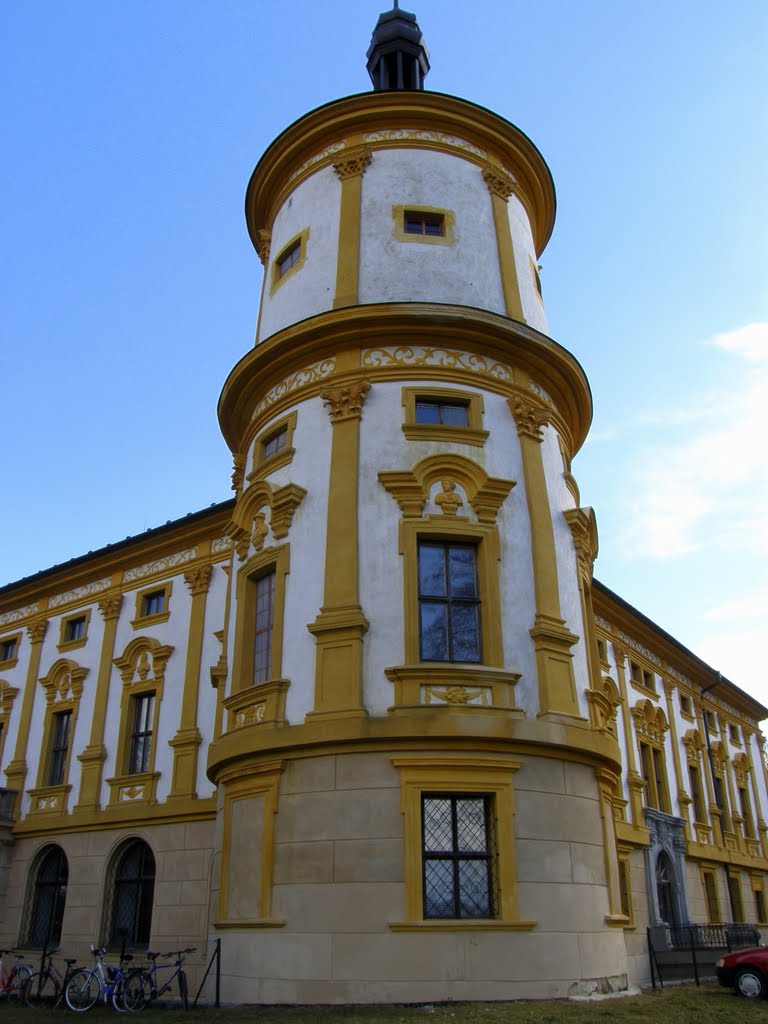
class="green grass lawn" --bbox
[1,984,762,1024]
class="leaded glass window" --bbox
[422,794,495,919]
[25,845,68,947]
[107,840,155,949]
[418,542,480,662]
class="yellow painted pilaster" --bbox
[596,769,628,925]
[744,730,768,860]
[482,164,524,322]
[695,697,724,847]
[5,618,48,814]
[307,378,371,720]
[509,395,580,721]
[75,593,122,812]
[332,143,372,309]
[563,507,601,693]
[169,562,213,801]
[663,678,688,828]
[612,642,645,827]
[720,712,742,851]
[253,229,271,344]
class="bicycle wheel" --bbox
[178,970,188,1011]
[25,969,60,1006]
[8,965,32,1002]
[117,970,151,1013]
[65,969,100,1012]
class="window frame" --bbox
[401,386,488,447]
[270,228,309,294]
[418,539,481,664]
[58,610,91,652]
[639,739,671,814]
[702,866,722,923]
[47,709,73,787]
[421,792,496,919]
[629,659,657,695]
[128,692,156,776]
[21,844,69,949]
[131,582,172,628]
[392,205,455,247]
[248,411,298,480]
[401,519,503,668]
[0,632,21,668]
[103,839,156,951]
[391,755,534,930]
[727,870,744,923]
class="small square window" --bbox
[729,723,740,744]
[263,426,287,461]
[596,638,607,662]
[401,387,488,447]
[249,412,298,481]
[405,211,445,237]
[415,399,469,427]
[680,694,691,715]
[142,591,165,617]
[0,637,18,663]
[270,229,309,294]
[65,617,86,642]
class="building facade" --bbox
[1,5,767,1003]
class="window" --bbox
[680,694,692,716]
[656,852,678,926]
[729,723,741,744]
[392,205,455,246]
[270,229,309,293]
[713,773,732,832]
[703,869,721,923]
[48,710,72,787]
[58,610,91,651]
[405,211,445,237]
[727,871,744,923]
[106,840,155,949]
[277,240,301,277]
[597,638,607,662]
[618,855,633,923]
[689,763,707,823]
[705,709,717,732]
[629,660,656,693]
[24,845,68,948]
[128,694,155,775]
[415,399,469,427]
[65,617,85,642]
[401,386,487,446]
[131,582,172,627]
[639,740,670,813]
[262,426,287,461]
[422,794,495,918]
[392,755,531,928]
[738,784,755,839]
[0,634,19,666]
[253,571,276,683]
[753,884,767,924]
[418,541,480,663]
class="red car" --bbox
[717,946,768,997]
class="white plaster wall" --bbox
[507,194,548,332]
[358,149,506,312]
[544,425,590,716]
[258,167,341,343]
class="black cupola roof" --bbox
[366,3,430,91]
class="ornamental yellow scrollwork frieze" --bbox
[253,359,336,420]
[50,578,112,609]
[320,379,371,422]
[0,603,39,628]
[332,144,372,180]
[124,549,196,583]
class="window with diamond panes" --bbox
[418,542,480,662]
[253,570,276,682]
[422,794,496,919]
[107,840,156,950]
[25,844,68,948]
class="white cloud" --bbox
[703,587,768,623]
[618,324,768,560]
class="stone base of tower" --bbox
[210,748,632,1003]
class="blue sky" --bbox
[2,2,767,701]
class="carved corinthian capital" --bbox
[508,394,549,441]
[98,594,123,621]
[27,620,48,644]
[255,229,271,266]
[332,145,372,180]
[320,380,371,422]
[482,163,517,201]
[184,564,214,596]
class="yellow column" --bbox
[168,562,213,800]
[332,144,372,309]
[75,593,123,812]
[4,618,48,815]
[744,729,768,859]
[563,507,602,693]
[307,377,371,720]
[695,697,724,847]
[482,164,525,322]
[509,394,581,721]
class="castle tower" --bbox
[210,5,628,1001]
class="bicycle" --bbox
[0,949,33,1002]
[26,949,81,1006]
[123,947,196,1011]
[64,945,135,1012]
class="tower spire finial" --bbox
[366,5,430,91]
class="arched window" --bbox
[656,852,678,927]
[105,840,155,949]
[25,845,68,948]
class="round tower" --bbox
[210,5,628,1003]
